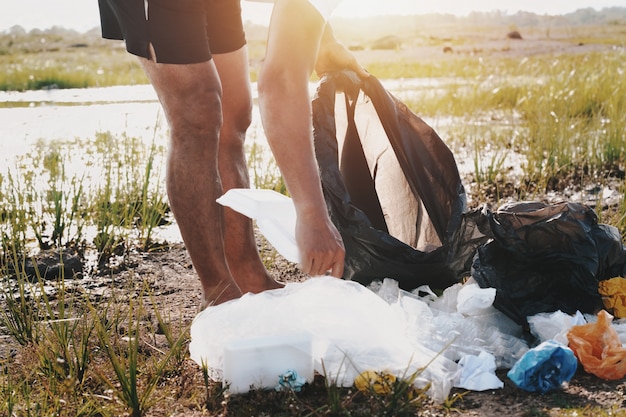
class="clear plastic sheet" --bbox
[527,310,586,345]
[190,277,460,402]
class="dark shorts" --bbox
[98,0,246,64]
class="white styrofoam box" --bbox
[222,331,314,394]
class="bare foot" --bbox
[200,280,243,310]
[237,273,284,295]
[229,262,284,295]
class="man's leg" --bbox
[212,47,283,294]
[139,54,243,307]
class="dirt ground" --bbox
[96,242,626,416]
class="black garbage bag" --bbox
[311,71,476,291]
[471,201,626,326]
[311,71,626,324]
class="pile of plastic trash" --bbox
[190,273,626,402]
[189,189,626,402]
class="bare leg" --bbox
[139,55,242,307]
[213,47,283,294]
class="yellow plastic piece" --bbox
[354,370,397,395]
[598,277,626,319]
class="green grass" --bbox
[0,255,192,416]
[0,132,172,283]
[0,31,148,92]
[398,49,626,233]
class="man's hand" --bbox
[315,25,369,79]
[296,209,345,278]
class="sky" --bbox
[1,0,626,33]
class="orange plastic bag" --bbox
[567,310,626,380]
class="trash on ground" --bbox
[190,275,526,401]
[507,340,578,393]
[567,309,626,380]
[527,310,586,345]
[195,71,626,402]
[471,201,626,326]
[275,370,307,392]
[455,351,504,391]
[598,277,626,318]
[411,281,528,369]
[190,277,460,402]
[221,331,313,394]
[354,370,398,394]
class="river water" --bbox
[0,78,456,162]
[1,85,167,163]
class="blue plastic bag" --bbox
[507,340,577,393]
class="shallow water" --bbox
[1,85,168,164]
[0,80,454,248]
[0,79,455,163]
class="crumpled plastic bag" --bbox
[412,282,528,369]
[567,309,626,380]
[217,188,300,263]
[507,340,578,393]
[527,310,586,345]
[456,283,496,315]
[455,351,504,391]
[471,201,626,326]
[598,277,626,319]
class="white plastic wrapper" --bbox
[527,310,587,345]
[412,282,529,369]
[455,351,504,391]
[217,189,300,263]
[190,277,460,402]
[456,284,496,316]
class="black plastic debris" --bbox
[471,201,626,326]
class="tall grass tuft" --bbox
[90,280,189,417]
[0,250,41,346]
[0,131,171,272]
[402,50,626,198]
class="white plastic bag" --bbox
[527,310,586,345]
[189,277,459,402]
[217,189,300,263]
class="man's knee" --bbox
[228,104,253,139]
[222,92,253,137]
[169,84,224,139]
